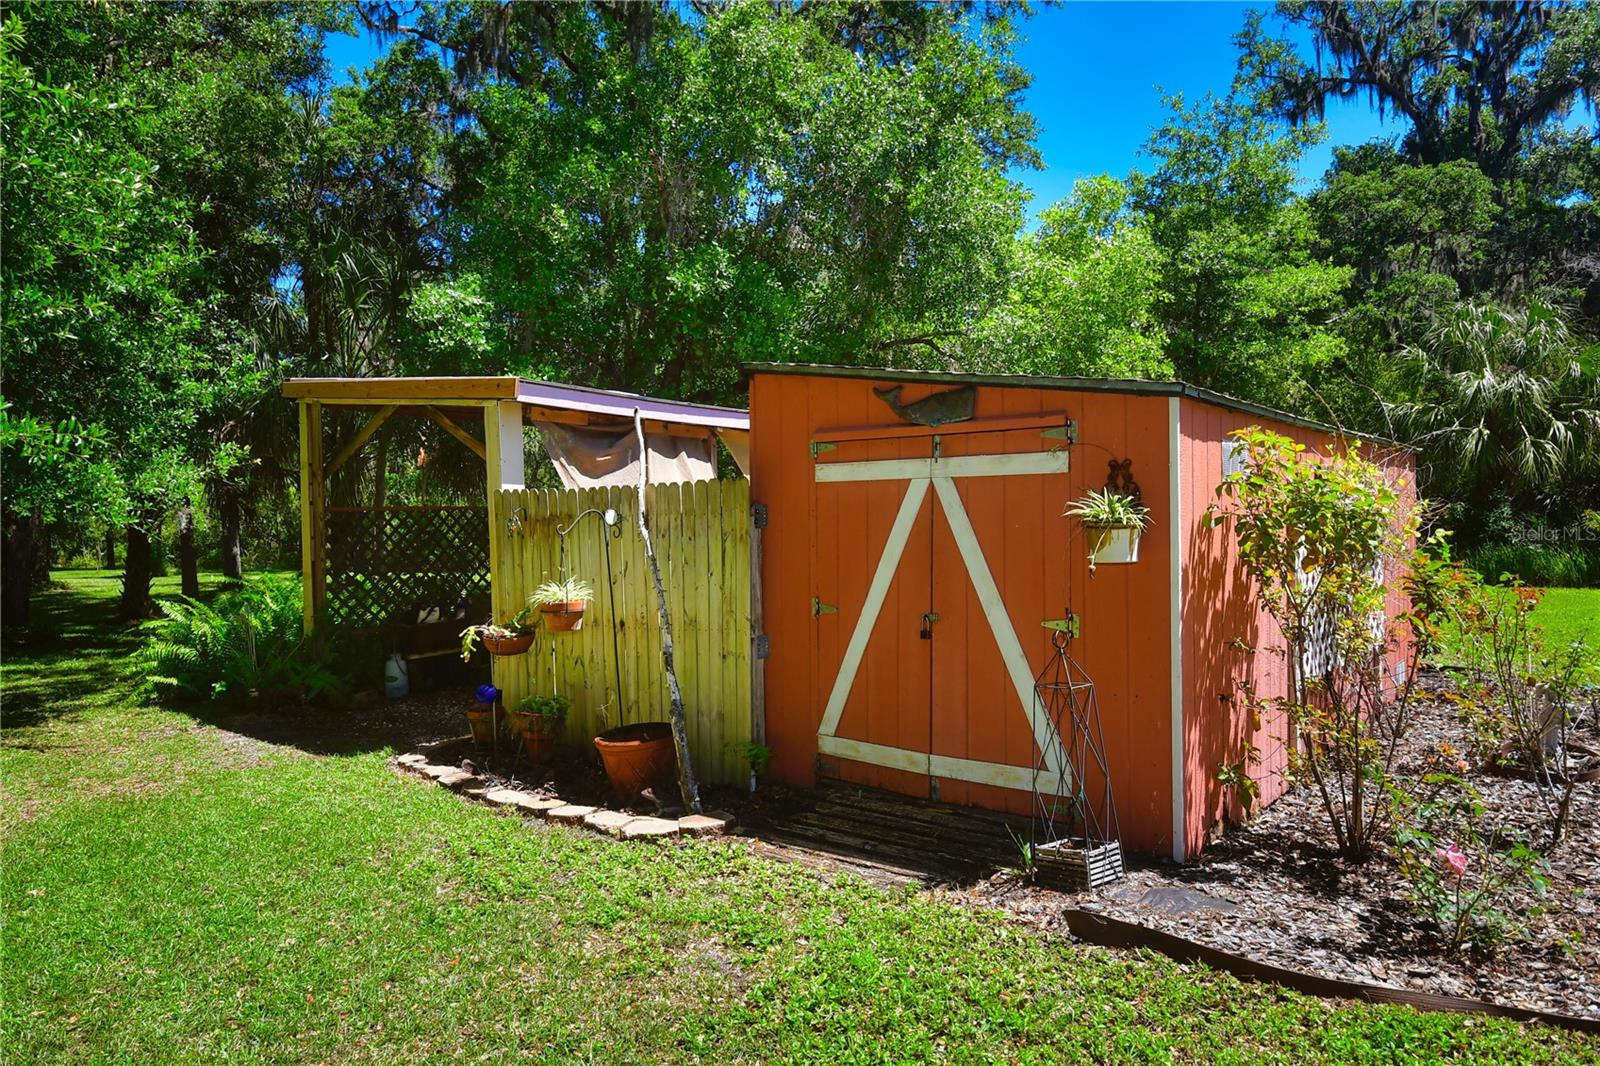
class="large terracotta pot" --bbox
[593,722,675,804]
[483,631,535,656]
[541,601,587,632]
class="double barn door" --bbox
[811,422,1073,809]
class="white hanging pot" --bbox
[1086,523,1142,565]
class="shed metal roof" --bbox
[283,376,749,431]
[741,362,1399,445]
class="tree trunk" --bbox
[218,489,243,581]
[1,511,39,627]
[177,504,201,597]
[31,524,52,587]
[120,515,156,620]
[104,527,117,569]
[634,410,702,814]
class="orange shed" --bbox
[745,364,1415,861]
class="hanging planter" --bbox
[483,630,536,655]
[532,576,595,633]
[1064,488,1152,568]
[1085,523,1143,564]
[459,605,537,659]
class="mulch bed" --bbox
[965,672,1600,1020]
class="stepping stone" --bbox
[396,753,427,767]
[678,811,736,837]
[436,770,478,790]
[511,795,566,817]
[421,764,459,780]
[620,817,679,840]
[583,810,635,834]
[547,805,597,823]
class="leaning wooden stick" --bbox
[634,408,703,813]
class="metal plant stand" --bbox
[1030,626,1124,890]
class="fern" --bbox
[137,574,351,706]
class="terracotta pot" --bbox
[464,705,496,745]
[1085,524,1142,565]
[483,631,535,656]
[593,722,675,804]
[540,601,587,632]
[521,720,561,763]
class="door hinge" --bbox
[810,440,837,459]
[1042,615,1080,640]
[754,633,770,659]
[812,598,837,617]
[751,501,768,529]
[1041,420,1078,444]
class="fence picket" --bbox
[490,479,751,786]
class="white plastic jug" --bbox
[383,653,409,699]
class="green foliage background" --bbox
[3,0,1598,606]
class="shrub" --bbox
[140,574,350,705]
[1393,770,1549,954]
[1206,427,1444,862]
[1445,579,1596,848]
[1463,540,1600,588]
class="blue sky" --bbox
[1009,2,1398,219]
[323,3,1405,224]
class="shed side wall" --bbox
[1178,399,1417,857]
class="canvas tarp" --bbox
[535,422,717,490]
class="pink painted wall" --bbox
[1177,398,1417,858]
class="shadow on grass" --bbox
[2,571,460,758]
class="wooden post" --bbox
[750,505,766,745]
[484,400,526,628]
[298,400,326,632]
[635,408,703,813]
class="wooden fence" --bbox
[490,479,755,787]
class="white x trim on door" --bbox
[814,450,1073,796]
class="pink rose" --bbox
[1436,844,1467,878]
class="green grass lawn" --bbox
[1435,584,1600,671]
[3,573,1596,1063]
[1521,586,1600,652]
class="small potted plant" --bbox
[739,742,773,793]
[1064,488,1152,566]
[513,693,570,763]
[531,576,595,632]
[459,603,537,660]
[466,683,499,746]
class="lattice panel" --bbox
[325,506,489,628]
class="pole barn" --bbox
[744,363,1415,861]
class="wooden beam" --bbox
[283,376,521,401]
[422,405,487,461]
[324,404,398,477]
[297,401,326,632]
[813,412,1071,444]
